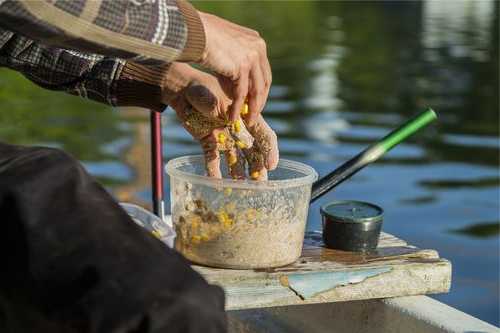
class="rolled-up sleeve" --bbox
[0,28,170,111]
[0,0,206,65]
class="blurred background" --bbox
[0,0,498,326]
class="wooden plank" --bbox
[283,266,393,299]
[194,232,451,310]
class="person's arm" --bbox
[0,0,274,131]
[0,28,172,111]
[0,0,205,65]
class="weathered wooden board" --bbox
[194,231,452,310]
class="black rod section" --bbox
[310,147,378,203]
[310,109,438,203]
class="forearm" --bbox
[0,29,168,110]
[0,0,205,64]
[0,28,205,111]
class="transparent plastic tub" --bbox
[165,155,318,269]
[120,203,176,248]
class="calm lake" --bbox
[0,0,498,326]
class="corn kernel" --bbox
[217,210,229,222]
[251,171,260,179]
[235,141,247,149]
[241,103,249,116]
[200,234,210,241]
[228,153,237,166]
[218,210,234,229]
[191,235,201,244]
[224,187,232,196]
[152,230,162,239]
[234,120,241,133]
[217,132,226,144]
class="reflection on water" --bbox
[450,222,500,239]
[0,0,498,326]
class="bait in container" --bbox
[166,155,317,269]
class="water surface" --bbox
[0,0,498,325]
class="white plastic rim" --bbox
[165,155,318,190]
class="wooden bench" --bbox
[194,231,451,310]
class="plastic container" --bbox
[320,200,383,252]
[166,155,318,269]
[120,203,176,248]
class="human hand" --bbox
[164,63,278,180]
[197,11,271,126]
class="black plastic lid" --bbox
[320,200,383,223]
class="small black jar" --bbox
[320,200,384,252]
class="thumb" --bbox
[185,81,218,117]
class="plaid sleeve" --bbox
[0,28,169,111]
[0,0,205,65]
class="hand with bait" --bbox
[164,63,278,180]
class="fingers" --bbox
[247,64,265,125]
[229,118,254,150]
[202,125,274,181]
[215,127,246,179]
[225,148,245,180]
[260,43,272,113]
[258,168,268,181]
[202,114,278,180]
[230,64,250,122]
[200,134,221,178]
[248,39,271,125]
[185,81,219,119]
[174,101,223,141]
[234,60,269,126]
[245,115,279,170]
[243,146,268,181]
[260,46,272,88]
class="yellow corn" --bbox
[235,140,247,149]
[200,234,210,241]
[217,210,228,222]
[228,153,237,166]
[251,171,260,180]
[217,132,226,144]
[234,119,241,133]
[224,187,233,196]
[241,103,249,116]
[223,220,233,229]
[218,210,234,229]
[191,235,201,244]
[152,230,162,239]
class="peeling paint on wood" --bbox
[193,232,452,310]
[282,267,392,299]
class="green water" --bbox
[0,0,498,325]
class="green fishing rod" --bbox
[310,108,438,203]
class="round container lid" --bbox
[320,200,383,223]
